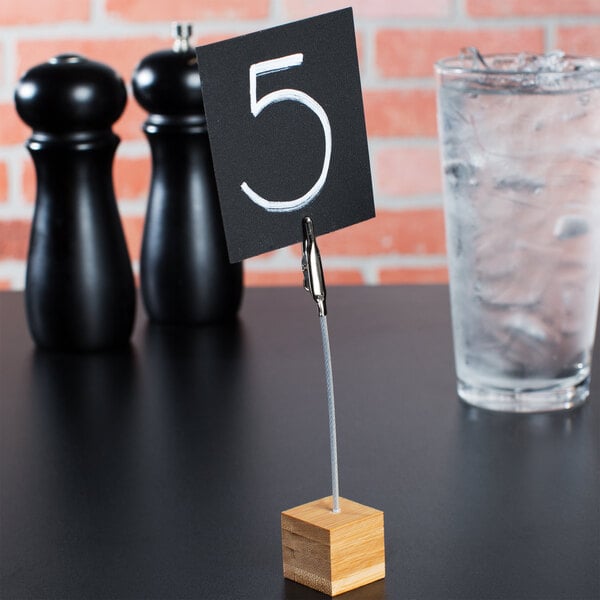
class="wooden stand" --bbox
[281,496,385,596]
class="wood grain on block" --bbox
[281,496,385,596]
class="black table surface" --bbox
[1,286,598,600]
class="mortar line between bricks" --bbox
[0,258,26,269]
[0,260,26,287]
[90,0,106,23]
[246,254,449,270]
[3,15,600,40]
[545,23,557,52]
[2,12,600,31]
[5,155,27,210]
[0,20,276,40]
[375,196,443,210]
[360,254,448,267]
[368,138,440,150]
[115,201,148,215]
[363,78,437,90]
[0,203,34,219]
[0,146,28,160]
[454,0,466,19]
[270,0,284,20]
[362,265,379,285]
[356,16,600,30]
[115,142,153,157]
[360,23,376,85]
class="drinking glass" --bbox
[435,52,600,412]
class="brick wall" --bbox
[1,0,599,289]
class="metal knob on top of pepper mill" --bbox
[14,54,136,351]
[132,23,243,325]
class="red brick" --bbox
[114,156,151,200]
[17,37,168,88]
[245,270,301,287]
[0,0,89,25]
[252,246,299,263]
[364,89,437,137]
[106,0,269,21]
[319,209,446,256]
[285,0,451,18]
[196,30,365,71]
[22,160,35,204]
[121,215,145,262]
[557,26,600,56]
[0,216,141,262]
[0,162,8,204]
[467,0,600,17]
[114,102,148,143]
[379,266,448,284]
[197,32,241,46]
[0,103,30,146]
[24,155,150,204]
[377,28,544,78]
[316,269,364,285]
[245,268,363,287]
[376,146,441,196]
[0,220,30,260]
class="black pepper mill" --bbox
[15,54,136,351]
[132,23,243,325]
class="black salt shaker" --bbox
[132,23,242,325]
[15,54,136,351]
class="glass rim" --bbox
[435,52,600,76]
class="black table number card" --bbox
[196,8,375,262]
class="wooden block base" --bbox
[281,496,385,596]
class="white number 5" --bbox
[240,53,332,213]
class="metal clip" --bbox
[301,216,327,317]
[172,22,193,53]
